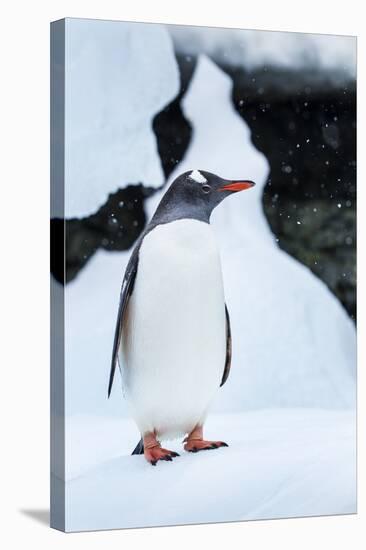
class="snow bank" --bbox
[65,249,130,417]
[170,26,356,79]
[146,55,356,411]
[63,19,179,218]
[65,409,356,531]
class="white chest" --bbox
[120,219,227,438]
[141,218,224,303]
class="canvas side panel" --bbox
[50,18,66,532]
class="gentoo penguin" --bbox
[108,170,255,465]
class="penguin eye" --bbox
[202,184,211,194]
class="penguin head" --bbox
[158,170,255,222]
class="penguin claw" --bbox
[184,439,229,453]
[144,446,179,466]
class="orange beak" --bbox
[219,180,255,192]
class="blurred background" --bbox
[51,24,356,321]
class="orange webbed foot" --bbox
[144,445,180,466]
[184,438,228,453]
[183,425,229,453]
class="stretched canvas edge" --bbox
[50,18,66,532]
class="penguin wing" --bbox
[108,246,139,397]
[220,304,232,387]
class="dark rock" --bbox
[223,64,356,321]
[152,54,196,177]
[51,184,153,284]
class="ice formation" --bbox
[63,19,179,218]
[170,26,356,78]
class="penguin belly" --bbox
[119,219,227,440]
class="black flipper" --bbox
[220,304,232,387]
[108,245,140,398]
[131,438,144,455]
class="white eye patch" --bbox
[188,170,207,184]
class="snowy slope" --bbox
[63,19,179,218]
[146,55,356,411]
[65,409,356,531]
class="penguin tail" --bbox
[131,438,144,455]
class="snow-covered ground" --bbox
[60,22,356,532]
[65,409,356,531]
